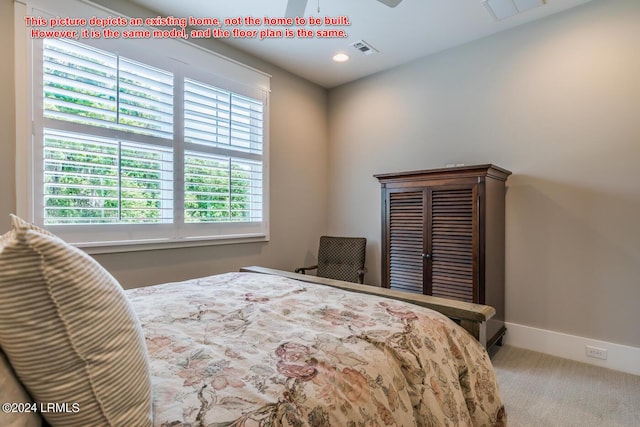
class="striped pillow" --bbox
[0,350,41,427]
[0,215,152,427]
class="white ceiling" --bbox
[125,0,593,88]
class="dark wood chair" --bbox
[295,236,367,284]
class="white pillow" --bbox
[0,215,152,427]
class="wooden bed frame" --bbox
[240,266,495,348]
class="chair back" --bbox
[316,236,366,283]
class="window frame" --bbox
[15,0,271,253]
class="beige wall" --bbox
[3,0,329,288]
[1,0,16,234]
[328,0,640,347]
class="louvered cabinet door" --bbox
[386,191,424,293]
[425,184,478,302]
[376,165,511,349]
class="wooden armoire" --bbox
[375,164,511,348]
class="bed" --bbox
[0,215,506,427]
[126,269,506,426]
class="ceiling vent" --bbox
[351,40,379,56]
[483,0,546,21]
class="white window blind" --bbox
[182,78,264,225]
[118,57,174,139]
[184,78,263,154]
[184,152,263,223]
[42,39,175,227]
[43,130,173,225]
[43,39,174,138]
[43,39,118,128]
[23,0,270,250]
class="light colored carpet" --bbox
[491,346,640,427]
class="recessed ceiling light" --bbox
[332,53,350,62]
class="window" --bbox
[42,39,174,226]
[20,1,270,251]
[43,129,173,225]
[182,78,264,224]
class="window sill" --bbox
[77,234,269,255]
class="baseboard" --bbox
[503,322,640,376]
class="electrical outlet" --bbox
[585,345,608,360]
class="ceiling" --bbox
[125,0,593,88]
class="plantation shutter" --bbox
[117,58,173,138]
[183,153,262,223]
[43,130,173,225]
[43,39,118,128]
[39,38,266,231]
[387,191,425,293]
[183,78,264,224]
[42,39,175,226]
[43,39,174,139]
[24,0,271,248]
[184,78,263,154]
[427,185,478,302]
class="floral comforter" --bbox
[126,272,506,426]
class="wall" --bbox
[3,0,329,288]
[328,0,640,348]
[0,0,16,234]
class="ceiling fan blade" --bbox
[376,0,403,7]
[285,0,308,18]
